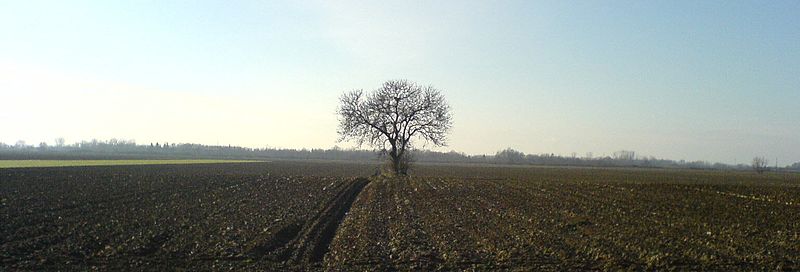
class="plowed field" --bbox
[2,161,799,270]
[328,166,800,270]
[1,161,371,270]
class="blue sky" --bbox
[1,0,798,165]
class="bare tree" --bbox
[337,80,452,175]
[55,137,65,147]
[752,156,769,174]
[613,150,636,161]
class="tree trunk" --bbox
[387,141,401,176]
[391,155,401,175]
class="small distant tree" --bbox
[752,156,769,174]
[337,79,452,176]
[54,137,65,147]
[613,150,636,161]
[495,148,526,164]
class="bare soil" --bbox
[2,161,799,270]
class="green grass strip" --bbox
[0,160,261,169]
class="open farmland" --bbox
[2,161,800,270]
[0,160,259,169]
[1,161,373,270]
[330,165,800,270]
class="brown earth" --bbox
[2,161,799,270]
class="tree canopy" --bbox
[337,80,452,175]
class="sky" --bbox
[1,0,798,165]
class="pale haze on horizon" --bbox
[1,1,798,165]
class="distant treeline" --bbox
[1,139,796,171]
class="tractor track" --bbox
[248,177,370,264]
